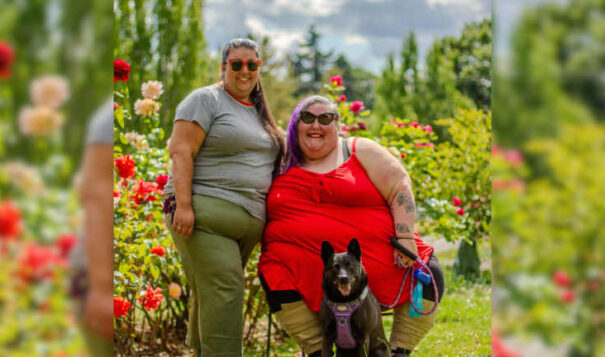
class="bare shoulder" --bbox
[354,137,392,163]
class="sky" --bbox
[203,0,491,75]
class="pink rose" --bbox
[330,75,343,86]
[339,94,347,102]
[350,101,364,114]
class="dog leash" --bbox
[379,237,439,315]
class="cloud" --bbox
[244,15,305,59]
[203,0,490,74]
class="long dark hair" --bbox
[221,38,285,176]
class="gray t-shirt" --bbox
[163,84,278,222]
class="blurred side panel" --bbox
[0,0,112,356]
[492,0,605,356]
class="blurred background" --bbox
[0,0,112,356]
[492,0,605,356]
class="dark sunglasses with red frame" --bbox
[227,59,262,72]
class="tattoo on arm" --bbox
[396,193,416,213]
[396,223,411,234]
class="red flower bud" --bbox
[452,196,462,207]
[552,271,571,287]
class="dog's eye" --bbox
[333,264,340,270]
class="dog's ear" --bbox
[347,238,361,261]
[321,241,334,265]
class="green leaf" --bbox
[115,108,125,129]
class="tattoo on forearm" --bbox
[396,193,416,213]
[396,223,411,234]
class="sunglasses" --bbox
[298,111,338,125]
[227,59,262,72]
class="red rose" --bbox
[358,122,367,130]
[456,208,465,216]
[452,196,462,207]
[140,284,163,311]
[113,296,131,318]
[560,289,575,303]
[330,75,342,86]
[0,42,15,79]
[0,200,23,241]
[339,94,347,102]
[115,155,136,179]
[400,152,405,159]
[155,174,169,190]
[552,271,571,287]
[150,244,165,257]
[17,242,63,282]
[55,233,77,258]
[409,122,419,128]
[114,59,130,82]
[131,179,159,205]
[350,101,364,114]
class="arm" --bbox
[167,120,206,238]
[353,138,418,267]
[78,143,113,339]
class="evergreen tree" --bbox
[327,54,376,110]
[290,25,333,96]
[114,0,209,139]
[247,34,297,128]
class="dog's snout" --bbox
[338,274,349,284]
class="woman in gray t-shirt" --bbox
[163,38,284,356]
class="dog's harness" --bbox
[325,286,368,349]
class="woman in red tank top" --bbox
[258,96,444,357]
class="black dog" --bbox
[319,239,390,357]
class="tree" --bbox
[114,0,209,140]
[247,34,298,128]
[290,24,333,96]
[327,54,376,110]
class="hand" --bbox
[393,237,418,269]
[83,288,113,340]
[172,205,195,238]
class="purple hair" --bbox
[281,95,339,174]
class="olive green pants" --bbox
[166,194,264,357]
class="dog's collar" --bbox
[326,286,368,349]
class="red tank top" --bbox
[258,138,434,311]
